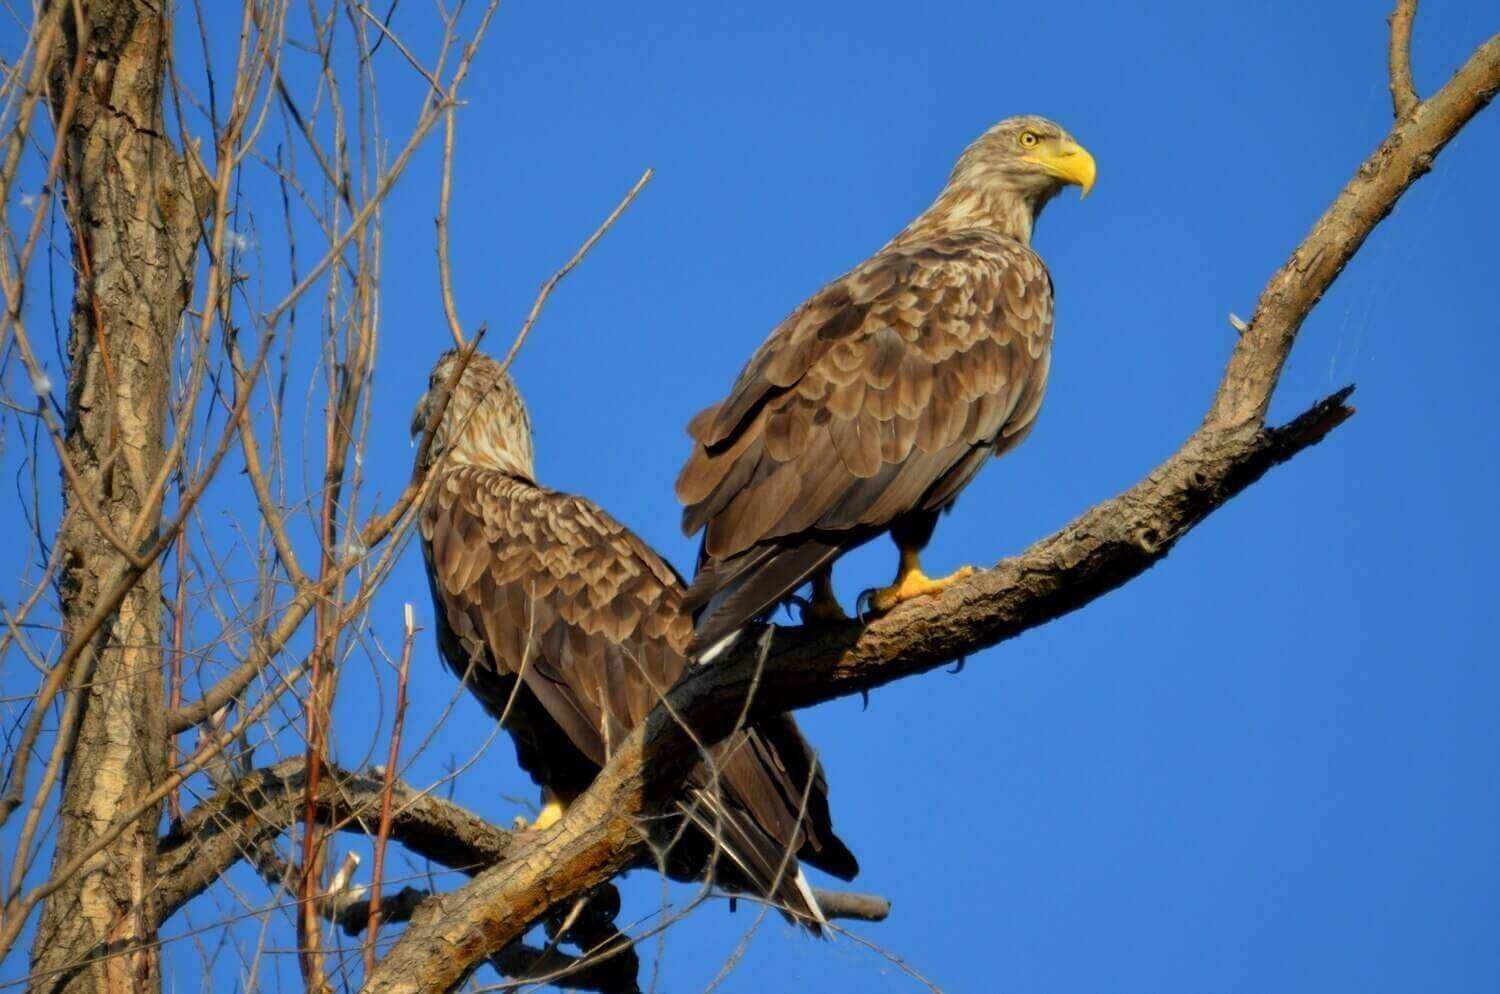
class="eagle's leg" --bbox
[800,567,848,624]
[531,794,566,831]
[864,548,975,613]
[861,512,974,615]
[513,786,568,832]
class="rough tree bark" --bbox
[28,2,206,992]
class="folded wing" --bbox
[420,466,857,926]
[676,231,1054,651]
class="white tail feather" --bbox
[693,627,744,665]
[794,867,828,932]
[679,789,826,931]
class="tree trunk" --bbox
[29,2,204,991]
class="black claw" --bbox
[784,594,811,624]
[860,689,871,711]
[855,589,875,623]
[780,593,816,626]
[949,656,967,674]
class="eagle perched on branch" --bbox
[676,115,1095,655]
[412,352,857,930]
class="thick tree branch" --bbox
[359,24,1500,994]
[156,758,888,993]
[157,759,510,923]
[158,758,887,922]
[158,763,634,990]
[357,388,1354,993]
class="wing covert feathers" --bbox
[419,467,855,928]
[677,231,1055,646]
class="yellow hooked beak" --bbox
[1024,139,1097,198]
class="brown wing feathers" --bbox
[677,234,1054,652]
[420,460,857,927]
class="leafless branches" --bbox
[0,0,518,985]
[152,756,887,993]
[2,0,663,984]
[362,604,416,975]
[0,1,1493,992]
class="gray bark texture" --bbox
[29,2,205,992]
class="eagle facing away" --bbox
[413,352,858,931]
[676,116,1095,655]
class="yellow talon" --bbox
[531,798,565,831]
[864,550,975,615]
[514,792,567,833]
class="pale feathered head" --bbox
[411,350,535,481]
[912,115,1095,242]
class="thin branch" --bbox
[1211,29,1499,428]
[363,604,417,974]
[1389,0,1420,118]
[436,102,465,348]
[353,3,442,96]
[496,167,653,376]
[165,160,656,734]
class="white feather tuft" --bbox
[693,627,743,665]
[793,868,829,933]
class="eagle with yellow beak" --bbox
[676,115,1095,655]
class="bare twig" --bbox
[436,102,465,348]
[353,3,443,96]
[496,167,654,376]
[363,604,417,975]
[1389,0,1420,118]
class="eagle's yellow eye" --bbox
[1019,131,1039,149]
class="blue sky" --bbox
[4,1,1498,991]
[388,4,1498,989]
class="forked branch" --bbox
[156,758,888,993]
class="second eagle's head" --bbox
[411,350,536,481]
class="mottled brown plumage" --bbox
[676,115,1095,653]
[413,351,856,930]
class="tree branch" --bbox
[1210,27,1498,428]
[157,759,509,924]
[1389,0,1420,118]
[156,758,887,993]
[359,23,1500,994]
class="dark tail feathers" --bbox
[685,539,844,658]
